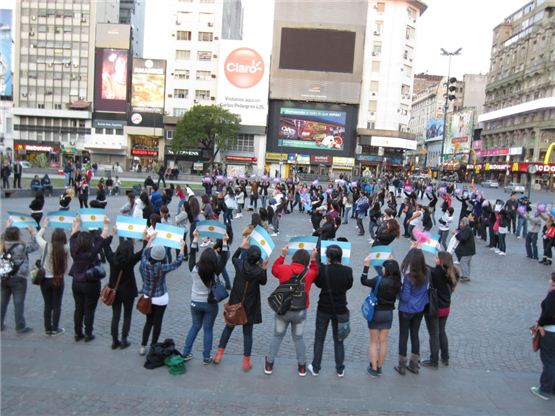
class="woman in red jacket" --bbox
[264,246,318,377]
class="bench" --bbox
[1,188,99,199]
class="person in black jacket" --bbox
[308,244,353,377]
[29,191,45,230]
[368,202,381,241]
[530,272,555,400]
[372,210,400,248]
[422,252,458,369]
[104,233,144,349]
[455,217,475,282]
[313,214,335,241]
[361,258,401,377]
[426,190,438,226]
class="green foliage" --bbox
[172,105,241,164]
[31,154,49,168]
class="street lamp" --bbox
[439,47,462,174]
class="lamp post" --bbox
[439,47,462,174]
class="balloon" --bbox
[537,203,547,213]
[226,176,234,182]
[551,207,555,217]
[312,180,320,186]
[216,175,224,182]
[336,179,346,186]
[404,186,413,193]
[455,188,463,196]
[261,175,268,181]
[272,177,282,184]
[286,178,293,184]
[238,174,246,180]
[425,186,433,193]
[250,174,257,180]
[350,181,358,188]
[517,205,527,216]
[326,188,333,194]
[438,186,447,194]
[482,200,489,207]
[202,177,212,184]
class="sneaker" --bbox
[377,367,383,375]
[183,354,193,362]
[75,334,85,342]
[489,247,497,251]
[421,359,439,369]
[45,331,52,336]
[498,252,506,256]
[51,328,65,336]
[516,236,521,239]
[203,357,213,365]
[298,363,307,377]
[494,249,501,254]
[367,365,379,378]
[120,339,131,349]
[264,356,273,375]
[16,327,33,334]
[84,334,95,342]
[530,386,551,400]
[213,348,225,364]
[270,233,278,237]
[139,345,147,356]
[337,370,345,378]
[242,356,252,372]
[307,364,319,377]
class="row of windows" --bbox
[176,31,214,42]
[228,134,254,153]
[172,89,212,100]
[172,70,213,80]
[176,50,214,61]
[94,128,124,136]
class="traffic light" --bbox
[447,77,457,101]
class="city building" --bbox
[1,5,14,161]
[478,0,555,187]
[119,0,135,25]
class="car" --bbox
[19,161,32,169]
[481,180,499,188]
[504,182,525,193]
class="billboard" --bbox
[0,9,12,97]
[446,109,474,155]
[131,58,166,114]
[425,118,444,142]
[94,48,129,112]
[278,107,346,151]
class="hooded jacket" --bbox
[271,256,318,308]
[2,237,39,279]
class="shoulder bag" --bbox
[137,269,161,315]
[267,266,308,315]
[324,267,350,342]
[361,275,382,321]
[211,275,229,303]
[31,243,48,286]
[223,281,249,326]
[427,279,439,318]
[100,270,123,306]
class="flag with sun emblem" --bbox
[288,236,318,256]
[116,216,147,239]
[7,211,38,229]
[249,225,275,259]
[153,223,185,249]
[47,211,77,229]
[320,240,352,265]
[78,208,106,229]
[369,245,393,266]
[197,220,226,239]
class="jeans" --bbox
[40,279,64,332]
[311,310,345,373]
[398,311,424,357]
[498,233,506,253]
[424,314,449,363]
[2,177,9,188]
[526,232,539,259]
[516,216,527,238]
[157,174,166,188]
[141,304,167,346]
[439,229,449,250]
[218,322,254,356]
[224,208,233,225]
[1,277,28,331]
[267,310,307,364]
[458,255,472,279]
[342,207,351,224]
[510,213,517,234]
[272,214,280,233]
[183,301,218,359]
[111,297,134,341]
[13,174,21,188]
[250,194,258,210]
[488,224,496,247]
[356,217,365,235]
[261,195,267,208]
[369,219,378,239]
[72,280,100,337]
[539,331,555,395]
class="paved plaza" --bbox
[1,189,554,415]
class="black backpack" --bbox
[0,244,24,281]
[267,267,308,315]
[144,338,181,369]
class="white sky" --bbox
[414,0,527,78]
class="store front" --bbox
[165,149,205,176]
[224,155,258,177]
[129,135,161,172]
[14,141,61,168]
[511,162,555,190]
[356,154,403,176]
[330,156,356,179]
[265,152,288,178]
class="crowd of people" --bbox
[0,170,553,401]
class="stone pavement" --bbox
[1,190,554,415]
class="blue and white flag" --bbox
[288,236,318,256]
[197,220,226,239]
[320,240,352,265]
[421,233,441,255]
[249,225,275,260]
[47,211,77,230]
[8,211,38,229]
[116,216,147,239]
[369,245,393,266]
[79,208,106,229]
[153,223,185,249]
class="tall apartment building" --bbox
[478,0,555,185]
[119,0,135,24]
[12,0,118,166]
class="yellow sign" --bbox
[511,162,519,172]
[265,152,288,161]
[332,157,355,167]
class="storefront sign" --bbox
[287,154,310,165]
[472,140,482,150]
[61,145,76,154]
[92,119,126,129]
[15,143,60,153]
[478,148,509,157]
[484,163,509,171]
[310,155,332,164]
[511,162,555,174]
[131,148,158,157]
[225,155,257,163]
[371,136,417,151]
[167,149,201,157]
[332,157,355,167]
[265,152,288,161]
[509,146,523,155]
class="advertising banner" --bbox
[446,109,474,155]
[94,48,129,112]
[425,118,443,142]
[131,58,166,114]
[0,9,12,97]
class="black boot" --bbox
[120,337,130,349]
[111,338,120,350]
[407,353,420,374]
[394,355,407,376]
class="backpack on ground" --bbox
[0,244,24,281]
[267,267,308,315]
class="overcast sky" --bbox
[414,0,527,78]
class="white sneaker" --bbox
[498,251,506,256]
[516,236,521,239]
[337,370,345,378]
[234,214,241,219]
[489,247,496,251]
[494,249,501,254]
[307,364,319,377]
[139,346,146,356]
[270,233,278,237]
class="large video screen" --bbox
[131,58,166,113]
[279,28,355,73]
[278,107,346,151]
[94,48,129,112]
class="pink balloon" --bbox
[517,205,527,215]
[261,175,268,181]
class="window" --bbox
[174,89,189,99]
[195,90,210,100]
[174,70,190,80]
[196,70,211,80]
[95,128,103,134]
[198,32,213,42]
[166,130,174,139]
[175,49,190,60]
[371,61,380,72]
[370,81,379,93]
[38,103,45,109]
[401,84,410,96]
[200,0,215,3]
[403,64,412,76]
[376,2,385,13]
[54,103,62,109]
[197,51,212,61]
[372,42,382,56]
[406,26,415,40]
[368,101,378,112]
[115,129,124,135]
[228,134,254,152]
[176,31,191,41]
[105,128,114,135]
[374,21,383,35]
[173,108,187,117]
[403,46,414,61]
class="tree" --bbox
[172,105,241,167]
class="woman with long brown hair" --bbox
[36,219,69,335]
[422,251,458,369]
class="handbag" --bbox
[137,270,161,315]
[361,275,382,321]
[532,330,541,352]
[427,284,439,317]
[267,267,308,315]
[100,270,123,306]
[31,243,48,286]
[223,282,249,326]
[324,267,350,342]
[546,226,555,239]
[211,276,229,303]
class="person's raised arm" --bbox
[215,233,230,275]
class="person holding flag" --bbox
[454,217,476,283]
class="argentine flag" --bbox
[79,208,106,229]
[370,245,393,266]
[47,211,77,230]
[321,240,352,265]
[116,216,147,239]
[8,211,38,229]
[249,225,275,259]
[153,223,185,249]
[288,236,318,256]
[421,233,441,255]
[197,220,226,239]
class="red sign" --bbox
[451,136,468,144]
[225,155,257,162]
[131,149,158,157]
[224,48,264,89]
[310,155,332,164]
[511,162,555,174]
[478,147,509,157]
[15,143,60,153]
[473,140,482,150]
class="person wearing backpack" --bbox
[36,219,69,336]
[421,207,433,232]
[308,244,353,378]
[361,258,401,377]
[0,222,39,333]
[182,229,229,364]
[264,246,319,376]
[213,240,268,371]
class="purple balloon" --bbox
[438,186,447,194]
[216,175,224,182]
[202,177,212,184]
[250,174,257,180]
[537,203,547,213]
[404,186,413,193]
[517,205,527,216]
[226,176,234,182]
[482,200,489,207]
[261,175,268,181]
[272,177,282,184]
[425,186,433,193]
[350,181,358,188]
[326,188,333,194]
[312,180,320,186]
[238,174,246,180]
[286,178,293,184]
